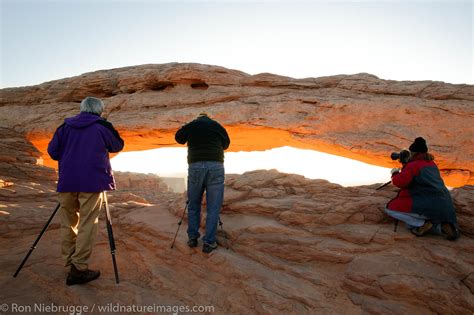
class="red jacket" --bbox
[387,158,457,224]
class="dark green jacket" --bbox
[175,116,230,164]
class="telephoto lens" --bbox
[390,150,410,164]
[391,152,400,160]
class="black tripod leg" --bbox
[170,200,189,249]
[218,218,229,249]
[13,203,61,278]
[394,219,399,232]
[103,192,120,284]
[376,180,392,191]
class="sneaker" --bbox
[411,221,433,237]
[202,242,217,254]
[187,238,198,248]
[441,223,460,241]
[66,265,100,286]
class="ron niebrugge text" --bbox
[5,303,215,314]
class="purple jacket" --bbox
[47,112,124,192]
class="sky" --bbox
[110,147,392,186]
[1,0,472,88]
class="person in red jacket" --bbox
[385,137,459,240]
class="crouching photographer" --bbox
[384,137,460,240]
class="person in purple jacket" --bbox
[47,97,124,285]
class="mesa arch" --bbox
[0,63,473,186]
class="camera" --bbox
[391,150,410,164]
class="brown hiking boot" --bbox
[66,265,100,286]
[441,223,460,241]
[411,221,433,237]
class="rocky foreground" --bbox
[0,130,473,314]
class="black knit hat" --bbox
[409,137,428,153]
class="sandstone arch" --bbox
[1,63,473,186]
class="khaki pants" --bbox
[59,192,102,271]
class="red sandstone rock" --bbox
[0,63,472,186]
[1,160,473,313]
[112,171,172,204]
[451,186,474,236]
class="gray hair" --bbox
[80,97,104,115]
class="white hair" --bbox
[80,97,104,115]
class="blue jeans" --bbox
[384,208,442,234]
[384,208,427,227]
[187,161,225,245]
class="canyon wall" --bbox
[1,63,473,186]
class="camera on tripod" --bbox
[391,149,410,165]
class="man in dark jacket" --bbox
[48,97,124,285]
[385,137,459,240]
[175,113,230,253]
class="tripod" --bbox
[375,180,399,232]
[170,200,229,249]
[170,200,189,248]
[102,191,120,284]
[376,180,391,190]
[218,218,230,249]
[13,203,60,278]
[13,192,120,283]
